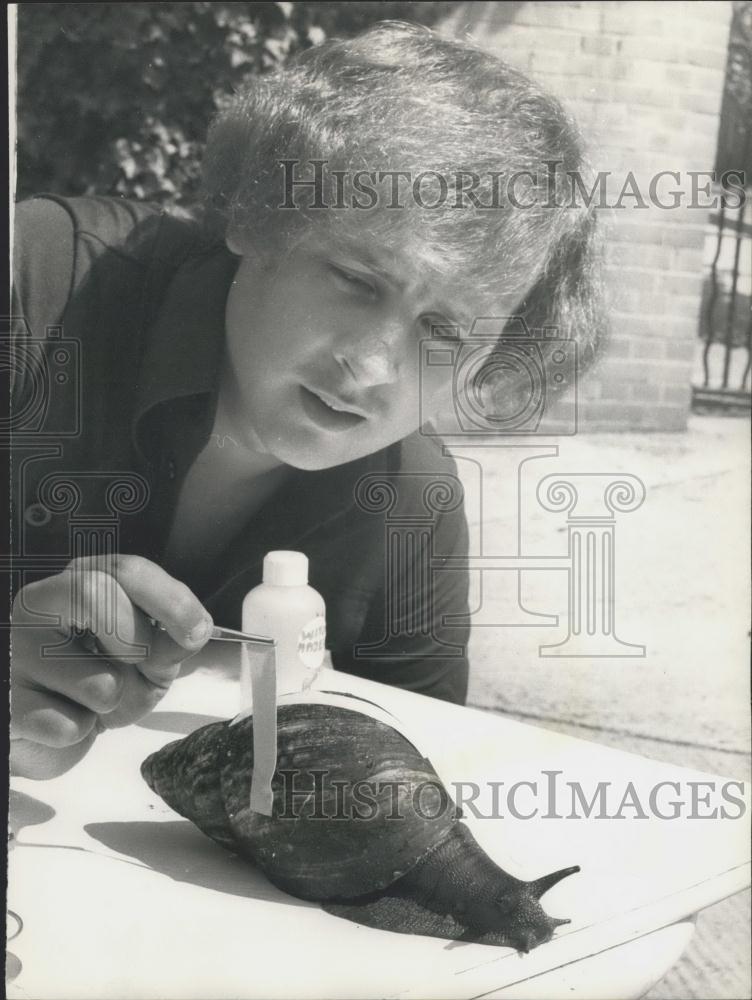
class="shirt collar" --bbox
[133,241,239,447]
[203,443,397,614]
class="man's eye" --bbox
[329,265,376,297]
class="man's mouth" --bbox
[299,385,367,432]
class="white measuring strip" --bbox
[243,644,277,817]
[232,654,432,818]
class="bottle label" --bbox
[298,615,326,669]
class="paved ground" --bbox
[455,414,751,1000]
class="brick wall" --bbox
[441,0,734,431]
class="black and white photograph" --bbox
[6,2,751,998]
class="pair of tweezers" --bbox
[210,625,276,647]
[149,618,276,648]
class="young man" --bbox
[10,22,599,778]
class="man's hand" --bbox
[10,555,214,779]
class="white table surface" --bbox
[7,658,751,1000]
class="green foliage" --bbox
[16,1,455,204]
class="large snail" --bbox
[141,700,579,952]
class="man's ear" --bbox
[225,226,244,256]
[225,229,276,270]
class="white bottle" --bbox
[240,550,327,700]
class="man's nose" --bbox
[333,323,407,388]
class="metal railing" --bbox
[693,0,752,412]
[695,189,752,409]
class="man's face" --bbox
[221,233,474,470]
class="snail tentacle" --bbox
[141,705,579,952]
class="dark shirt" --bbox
[11,195,470,703]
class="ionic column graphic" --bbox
[353,473,466,660]
[443,442,559,627]
[36,472,150,658]
[536,474,646,657]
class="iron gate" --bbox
[694,0,752,411]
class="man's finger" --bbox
[88,599,198,688]
[132,627,195,687]
[13,569,198,696]
[13,570,152,664]
[67,555,213,651]
[98,661,178,730]
[97,628,188,728]
[15,651,125,715]
[11,684,98,748]
[10,731,98,780]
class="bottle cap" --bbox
[262,550,309,587]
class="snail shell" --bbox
[142,703,578,951]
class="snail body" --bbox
[141,702,578,952]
